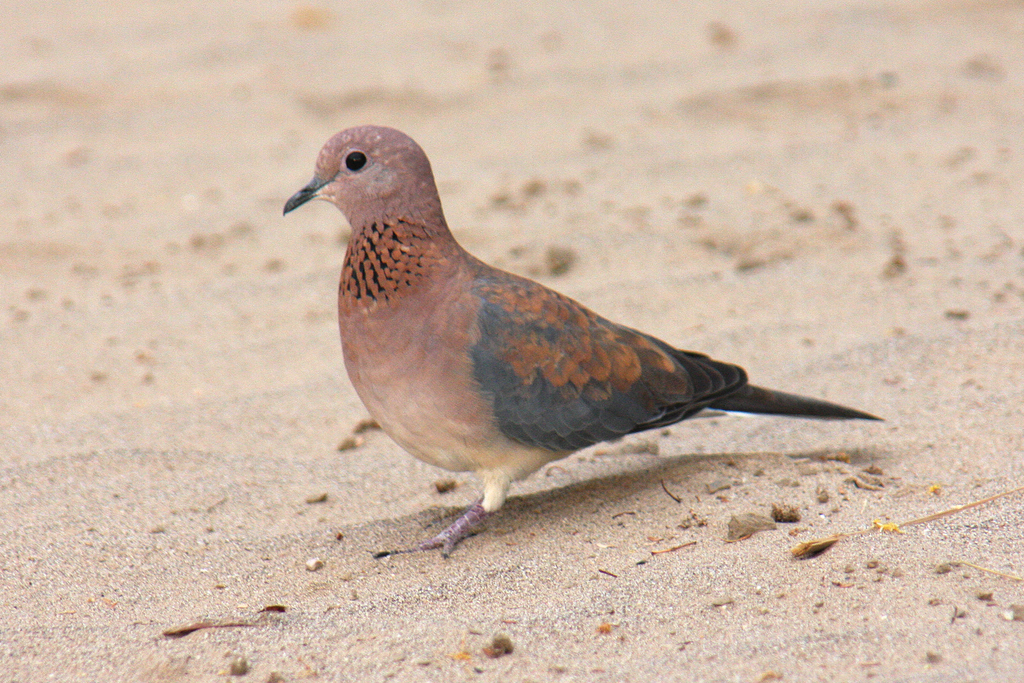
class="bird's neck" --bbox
[339,216,461,312]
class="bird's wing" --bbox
[468,269,747,451]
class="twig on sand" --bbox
[791,484,1024,559]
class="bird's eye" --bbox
[345,151,367,171]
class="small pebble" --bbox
[545,246,576,276]
[686,192,709,208]
[770,503,801,523]
[1002,605,1024,621]
[925,651,942,664]
[306,557,325,572]
[935,562,953,574]
[831,200,858,229]
[482,633,514,658]
[975,590,994,602]
[305,492,328,504]
[789,206,814,222]
[229,656,249,676]
[816,485,830,504]
[882,254,907,279]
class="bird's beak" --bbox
[283,176,330,215]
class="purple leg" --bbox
[374,498,494,558]
[416,499,494,557]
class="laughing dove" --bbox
[283,125,880,556]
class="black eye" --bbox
[345,151,367,171]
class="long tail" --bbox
[708,384,882,421]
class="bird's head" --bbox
[283,125,446,232]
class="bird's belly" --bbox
[348,358,487,472]
[339,301,562,479]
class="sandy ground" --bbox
[3,1,1024,681]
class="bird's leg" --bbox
[417,498,493,557]
[373,498,494,559]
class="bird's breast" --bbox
[338,266,511,472]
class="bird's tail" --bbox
[708,384,881,421]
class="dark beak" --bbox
[283,176,329,215]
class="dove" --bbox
[283,125,880,556]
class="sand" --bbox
[3,1,1024,680]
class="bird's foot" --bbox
[373,499,493,559]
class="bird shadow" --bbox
[500,445,885,521]
[372,444,888,557]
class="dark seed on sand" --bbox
[352,418,381,434]
[337,436,364,451]
[790,534,841,559]
[434,478,458,494]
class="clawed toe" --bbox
[372,499,493,559]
